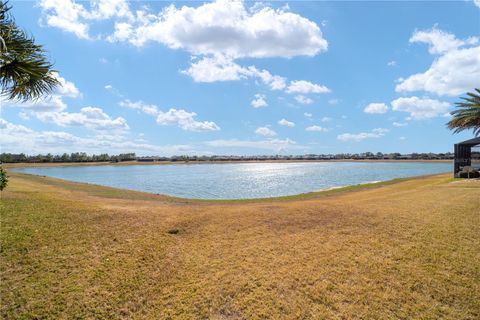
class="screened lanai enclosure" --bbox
[454,137,480,177]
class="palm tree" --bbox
[0,1,59,101]
[447,88,480,137]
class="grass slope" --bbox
[1,172,479,319]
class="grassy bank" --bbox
[1,172,479,319]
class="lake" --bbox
[13,162,452,200]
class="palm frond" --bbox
[447,88,480,136]
[0,1,59,101]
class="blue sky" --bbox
[1,0,479,156]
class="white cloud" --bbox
[409,27,473,55]
[251,94,268,108]
[39,1,331,95]
[364,102,388,114]
[3,95,67,112]
[392,122,408,127]
[396,27,480,96]
[475,0,480,8]
[35,107,129,131]
[387,60,397,67]
[205,138,298,152]
[86,0,133,21]
[41,0,328,61]
[181,56,289,91]
[39,0,133,39]
[0,118,196,156]
[248,66,287,90]
[278,118,295,127]
[156,109,220,132]
[294,95,314,105]
[391,96,450,120]
[52,72,80,97]
[119,99,159,116]
[305,125,328,132]
[38,0,90,39]
[182,55,249,82]
[108,0,327,59]
[321,117,332,122]
[182,56,289,92]
[304,112,312,118]
[337,128,389,142]
[104,84,113,90]
[255,126,276,136]
[287,80,330,94]
[120,99,219,131]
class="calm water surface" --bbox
[15,162,451,200]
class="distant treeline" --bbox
[0,152,457,164]
[0,152,136,163]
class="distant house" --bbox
[454,137,480,175]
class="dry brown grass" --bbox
[1,172,479,319]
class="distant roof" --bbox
[457,137,480,146]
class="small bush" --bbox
[0,166,8,191]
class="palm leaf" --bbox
[0,1,59,101]
[447,88,480,136]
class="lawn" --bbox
[1,172,479,319]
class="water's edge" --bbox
[11,168,450,202]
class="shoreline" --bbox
[3,158,453,169]
[8,171,452,203]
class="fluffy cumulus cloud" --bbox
[35,107,129,131]
[182,56,290,91]
[39,0,329,94]
[39,0,328,58]
[156,109,220,132]
[251,94,268,108]
[391,96,450,120]
[286,80,330,94]
[294,95,314,105]
[408,27,476,54]
[364,102,388,114]
[255,126,276,136]
[0,118,196,155]
[305,125,328,132]
[396,27,480,96]
[337,128,389,142]
[38,0,133,39]
[278,118,295,127]
[108,0,327,58]
[120,99,219,132]
[182,55,249,83]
